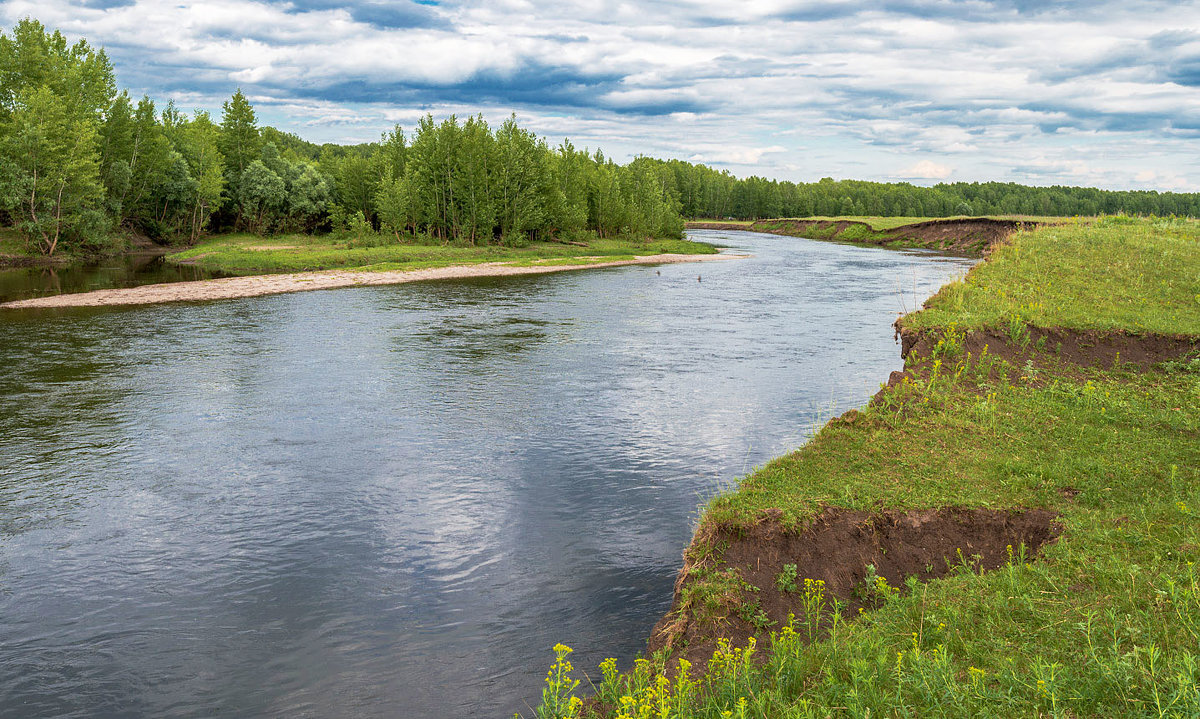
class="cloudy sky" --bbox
[5,0,1199,189]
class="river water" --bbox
[0,252,222,304]
[0,231,974,718]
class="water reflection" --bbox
[0,252,224,303]
[0,231,974,718]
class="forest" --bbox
[2,18,1199,258]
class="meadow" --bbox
[165,232,718,275]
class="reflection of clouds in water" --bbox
[0,233,977,719]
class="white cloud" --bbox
[897,160,954,180]
[1133,170,1194,191]
[687,145,787,165]
[2,0,1198,190]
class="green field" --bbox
[904,216,1200,335]
[532,216,1200,718]
[166,233,718,275]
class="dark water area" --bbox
[0,253,222,303]
[0,231,974,718]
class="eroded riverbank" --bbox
[568,217,1200,718]
[686,216,1038,253]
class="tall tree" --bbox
[176,111,225,241]
[0,85,106,255]
[494,115,546,244]
[0,19,114,254]
[219,88,260,226]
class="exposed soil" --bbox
[0,253,743,309]
[876,218,1033,253]
[899,326,1199,371]
[689,217,1037,255]
[684,222,756,231]
[647,507,1061,671]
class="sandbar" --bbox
[1,253,744,309]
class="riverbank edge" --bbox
[637,328,1196,683]
[0,252,743,309]
[567,218,1200,717]
[686,216,1038,254]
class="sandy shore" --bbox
[1,253,743,309]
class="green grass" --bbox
[166,233,716,275]
[904,216,1200,335]
[530,217,1200,719]
[0,228,27,255]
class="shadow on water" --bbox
[0,231,976,718]
[0,252,223,303]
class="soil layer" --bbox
[688,217,1036,254]
[647,507,1061,670]
[900,326,1199,371]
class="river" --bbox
[0,230,974,717]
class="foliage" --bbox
[0,20,688,255]
[0,19,112,255]
[6,19,1200,258]
[659,162,1200,220]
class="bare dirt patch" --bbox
[717,217,1035,255]
[900,326,1199,371]
[882,218,1032,253]
[648,507,1061,669]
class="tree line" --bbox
[644,160,1200,220]
[0,19,683,256]
[2,18,1197,258]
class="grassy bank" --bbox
[724,216,1059,254]
[904,216,1200,335]
[531,216,1200,718]
[166,233,717,275]
[0,228,83,266]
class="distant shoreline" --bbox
[685,216,1041,254]
[0,253,744,309]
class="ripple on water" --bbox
[0,232,975,718]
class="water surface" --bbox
[0,231,974,717]
[0,252,222,304]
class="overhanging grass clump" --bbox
[528,217,1200,718]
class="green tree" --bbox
[453,115,496,244]
[494,115,546,244]
[219,88,260,226]
[375,174,413,240]
[550,139,590,235]
[0,19,115,254]
[238,160,286,235]
[0,85,107,254]
[176,111,225,241]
